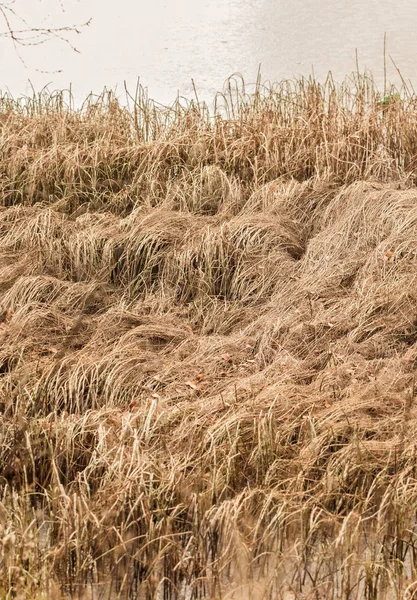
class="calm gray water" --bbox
[1,0,417,104]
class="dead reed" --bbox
[1,73,417,599]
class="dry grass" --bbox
[1,73,417,599]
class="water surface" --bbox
[1,0,417,104]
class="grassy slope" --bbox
[1,75,417,599]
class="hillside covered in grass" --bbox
[1,74,417,599]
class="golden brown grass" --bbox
[1,73,417,599]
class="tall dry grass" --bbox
[1,73,417,599]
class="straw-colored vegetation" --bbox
[1,73,417,599]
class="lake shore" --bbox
[1,74,417,599]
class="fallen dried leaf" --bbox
[404,348,416,362]
[185,380,199,390]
